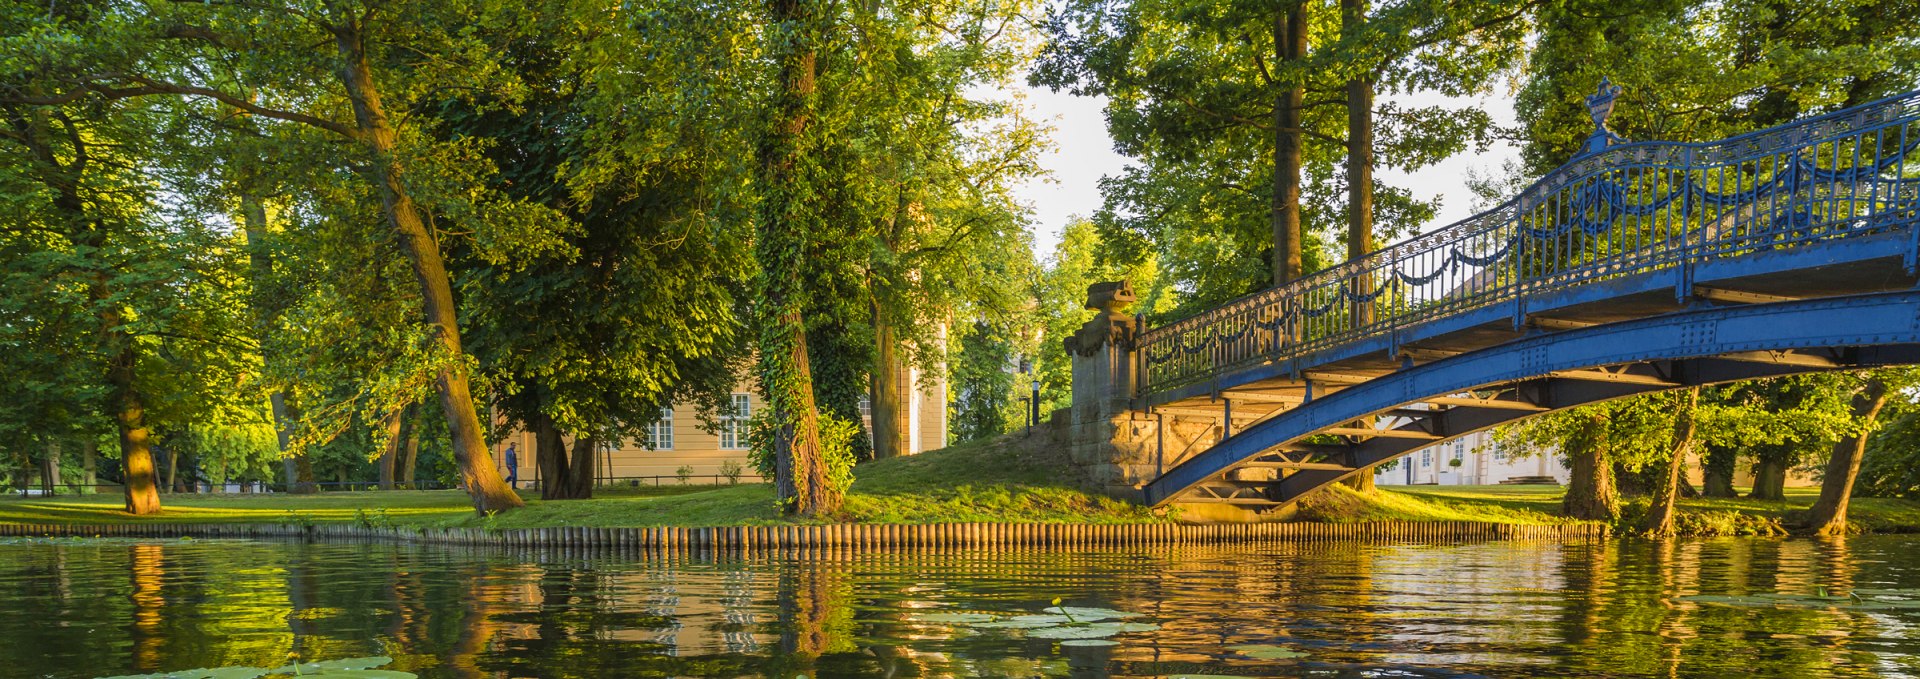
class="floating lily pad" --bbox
[1040,606,1141,621]
[1169,675,1259,679]
[1059,639,1120,647]
[1681,593,1920,611]
[263,657,406,676]
[910,612,998,624]
[1027,622,1160,639]
[99,669,269,679]
[1229,643,1310,660]
[971,614,1074,629]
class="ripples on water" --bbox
[2,535,1918,678]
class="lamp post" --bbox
[1018,358,1034,434]
[1030,378,1041,432]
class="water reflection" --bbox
[3,536,1919,678]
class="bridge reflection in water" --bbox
[1099,87,1920,508]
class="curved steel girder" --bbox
[1144,291,1920,507]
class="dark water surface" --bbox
[3,535,1919,678]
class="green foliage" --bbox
[950,320,1019,442]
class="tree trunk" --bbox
[565,436,597,499]
[1342,0,1374,328]
[107,343,160,515]
[1562,412,1618,521]
[42,440,60,495]
[1749,456,1788,501]
[1641,388,1697,536]
[164,446,179,494]
[1806,377,1890,535]
[377,408,402,490]
[399,407,420,489]
[1702,444,1738,497]
[241,197,317,496]
[81,439,96,495]
[869,309,910,460]
[1270,4,1309,286]
[760,0,840,517]
[534,412,567,500]
[332,17,520,513]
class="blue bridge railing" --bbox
[1138,90,1920,396]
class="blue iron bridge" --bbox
[1128,86,1920,509]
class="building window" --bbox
[1452,441,1464,462]
[1421,450,1432,468]
[646,407,673,450]
[858,395,871,419]
[721,394,751,449]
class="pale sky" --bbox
[1007,81,1524,257]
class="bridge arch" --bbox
[1143,291,1920,507]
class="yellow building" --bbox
[495,368,948,486]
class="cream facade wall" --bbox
[495,369,948,486]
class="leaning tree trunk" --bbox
[1270,3,1309,287]
[1641,388,1698,536]
[1562,412,1619,521]
[376,408,402,490]
[241,196,318,495]
[333,19,520,513]
[1806,377,1890,535]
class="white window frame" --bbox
[647,406,674,450]
[721,394,751,450]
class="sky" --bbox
[1006,81,1524,259]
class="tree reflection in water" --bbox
[2,536,1920,677]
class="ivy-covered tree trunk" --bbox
[759,0,841,517]
[1701,444,1738,497]
[1749,454,1788,500]
[1640,389,1697,536]
[1807,377,1890,535]
[1562,412,1618,521]
[398,407,420,489]
[1269,4,1308,286]
[333,19,520,514]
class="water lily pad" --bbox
[1229,643,1309,660]
[264,657,398,675]
[971,614,1074,629]
[98,669,269,679]
[1040,606,1141,621]
[1681,593,1920,611]
[910,612,997,624]
[1058,639,1120,647]
[1169,676,1259,679]
[1027,622,1159,639]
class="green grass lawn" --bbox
[0,436,1160,528]
[7,440,1917,535]
[1391,484,1920,535]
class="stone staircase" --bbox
[1498,476,1560,486]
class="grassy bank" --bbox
[1391,484,1920,535]
[5,436,1917,536]
[0,437,1159,529]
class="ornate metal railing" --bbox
[1137,87,1920,396]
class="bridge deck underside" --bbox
[1142,236,1920,508]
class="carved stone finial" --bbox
[1582,77,1627,156]
[1084,280,1136,313]
[1065,280,1138,357]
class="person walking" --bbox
[504,442,519,489]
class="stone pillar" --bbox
[1060,281,1159,500]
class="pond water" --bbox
[3,535,1919,678]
